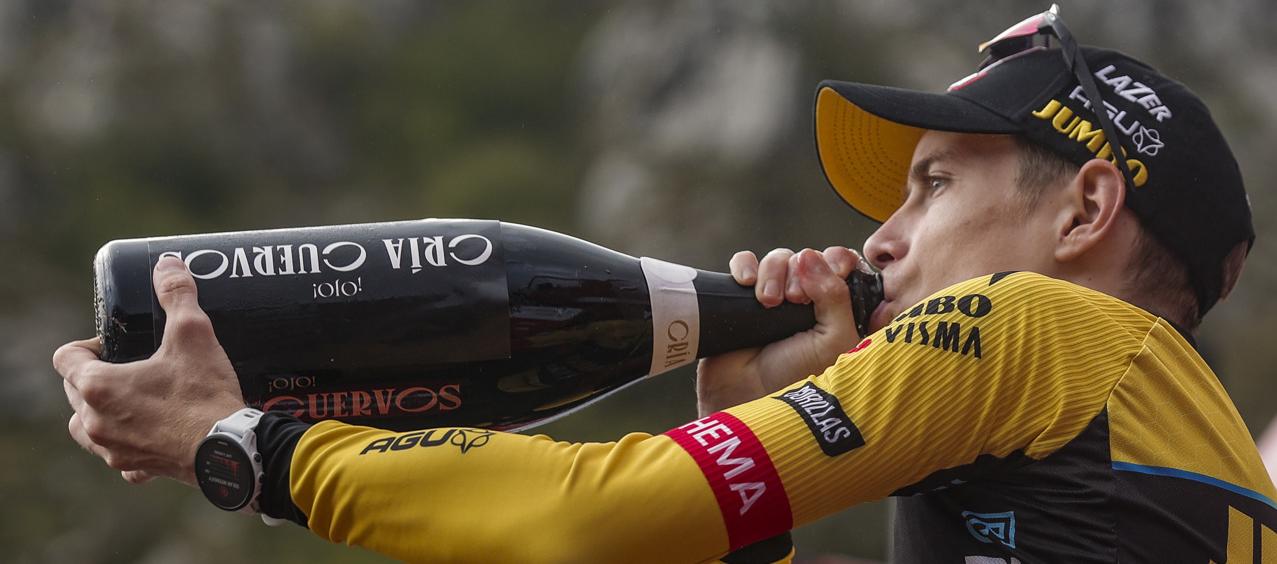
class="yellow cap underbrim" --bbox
[815,87,925,223]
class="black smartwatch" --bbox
[195,408,266,513]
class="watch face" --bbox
[195,435,255,511]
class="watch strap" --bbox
[212,407,266,437]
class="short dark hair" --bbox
[1011,136,1201,329]
[1012,136,1079,209]
[1127,228,1200,328]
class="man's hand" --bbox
[53,256,245,486]
[696,247,862,416]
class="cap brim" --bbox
[815,80,1021,222]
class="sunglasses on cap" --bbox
[971,4,1138,194]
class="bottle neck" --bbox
[640,257,821,378]
[691,270,819,358]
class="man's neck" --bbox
[1056,269,1196,338]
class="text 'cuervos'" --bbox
[158,234,494,280]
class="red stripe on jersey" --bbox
[665,412,792,549]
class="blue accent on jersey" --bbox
[962,510,1017,549]
[1112,462,1277,510]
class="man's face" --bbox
[863,130,1062,331]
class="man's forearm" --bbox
[275,420,731,563]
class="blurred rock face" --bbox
[579,2,797,164]
[575,2,799,261]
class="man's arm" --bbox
[54,258,1145,563]
[53,248,858,486]
[261,273,1147,563]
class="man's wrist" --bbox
[697,385,765,416]
[195,408,267,512]
[698,397,732,417]
[182,404,247,486]
[696,393,725,417]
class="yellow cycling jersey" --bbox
[257,272,1276,563]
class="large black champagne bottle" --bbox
[94,219,882,432]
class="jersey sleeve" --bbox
[280,272,1150,563]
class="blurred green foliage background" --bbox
[3,1,1275,562]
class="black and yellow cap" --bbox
[815,46,1254,316]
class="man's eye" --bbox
[927,176,948,191]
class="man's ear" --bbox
[1053,159,1127,263]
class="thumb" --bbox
[796,249,855,340]
[153,255,216,346]
[154,255,201,313]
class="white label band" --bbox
[640,257,701,377]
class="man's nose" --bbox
[863,214,907,271]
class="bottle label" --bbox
[640,257,700,377]
[146,219,511,370]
